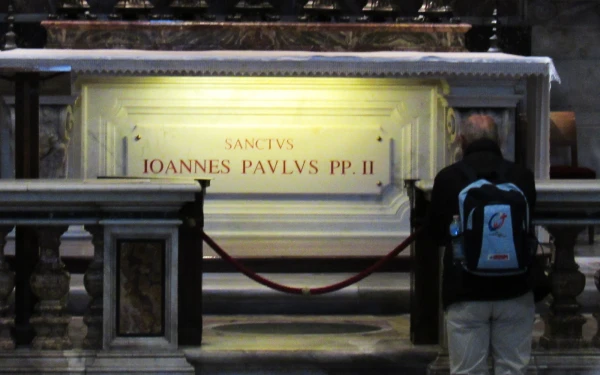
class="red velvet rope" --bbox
[200,227,422,295]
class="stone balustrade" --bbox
[0,178,208,374]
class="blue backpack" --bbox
[457,163,533,276]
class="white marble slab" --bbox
[0,178,207,212]
[0,49,560,81]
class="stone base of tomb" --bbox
[0,349,194,375]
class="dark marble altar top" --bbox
[42,20,471,52]
[43,20,471,33]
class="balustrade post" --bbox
[0,225,15,349]
[538,225,587,349]
[592,268,600,347]
[83,225,104,349]
[29,225,72,350]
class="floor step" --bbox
[65,263,600,316]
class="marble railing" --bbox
[0,178,208,375]
[410,179,600,372]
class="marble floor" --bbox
[60,312,600,375]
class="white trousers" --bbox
[446,291,535,375]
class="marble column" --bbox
[0,225,15,350]
[83,224,103,349]
[29,225,72,350]
[538,225,587,349]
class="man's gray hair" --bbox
[461,114,500,146]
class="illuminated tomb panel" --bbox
[73,75,528,256]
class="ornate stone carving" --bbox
[0,226,15,350]
[29,226,72,350]
[1,103,72,179]
[42,21,470,52]
[539,225,588,349]
[83,225,104,349]
[445,108,461,163]
[40,105,73,179]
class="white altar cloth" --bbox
[0,49,559,81]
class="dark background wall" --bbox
[0,0,528,53]
[1,0,522,18]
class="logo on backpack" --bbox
[488,212,507,231]
[456,163,533,276]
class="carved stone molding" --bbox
[1,103,73,179]
[40,105,73,179]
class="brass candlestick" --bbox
[113,0,155,20]
[170,0,211,20]
[228,1,279,22]
[301,0,344,22]
[56,0,91,19]
[487,8,501,52]
[358,0,398,23]
[416,0,453,22]
[3,0,16,51]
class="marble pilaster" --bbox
[1,103,74,179]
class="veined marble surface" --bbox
[118,240,164,336]
[42,21,470,52]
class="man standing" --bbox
[427,113,537,374]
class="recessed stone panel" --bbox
[117,239,165,337]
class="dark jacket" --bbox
[426,138,537,310]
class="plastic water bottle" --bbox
[449,215,464,261]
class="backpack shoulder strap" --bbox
[458,161,478,183]
[494,161,510,182]
[459,159,511,184]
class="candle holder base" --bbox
[113,0,155,21]
[228,1,279,22]
[358,1,398,23]
[301,0,343,22]
[170,0,210,21]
